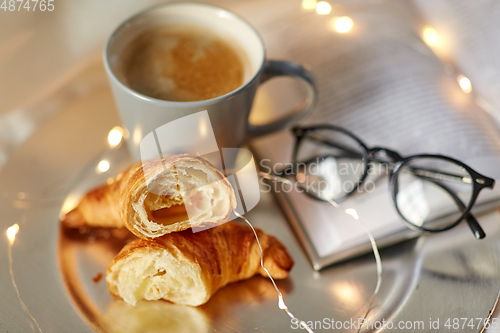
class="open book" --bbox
[241,0,500,270]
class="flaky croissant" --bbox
[106,221,294,306]
[62,154,237,239]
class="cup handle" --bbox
[247,60,317,137]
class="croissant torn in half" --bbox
[106,222,294,306]
[62,154,237,239]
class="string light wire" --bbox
[6,223,43,333]
[234,210,314,332]
[255,172,384,332]
[323,197,383,297]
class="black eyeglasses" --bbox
[285,125,495,239]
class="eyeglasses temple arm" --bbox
[398,166,469,185]
[308,136,364,159]
[276,153,357,175]
[465,214,486,239]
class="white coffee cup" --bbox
[104,2,317,161]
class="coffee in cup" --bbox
[115,24,249,102]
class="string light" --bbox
[324,198,382,297]
[257,172,383,332]
[422,26,439,47]
[457,75,472,94]
[7,222,43,332]
[234,210,315,333]
[108,126,124,147]
[7,224,19,245]
[332,16,353,33]
[302,0,317,10]
[320,195,383,330]
[97,160,110,173]
[316,1,331,15]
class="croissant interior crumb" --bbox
[108,248,210,306]
[129,162,233,238]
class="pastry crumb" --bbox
[93,272,103,283]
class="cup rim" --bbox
[103,1,266,107]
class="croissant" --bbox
[62,154,237,239]
[106,221,294,306]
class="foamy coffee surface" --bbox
[117,24,246,102]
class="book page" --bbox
[413,0,500,114]
[233,0,500,265]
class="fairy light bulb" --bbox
[316,1,331,15]
[7,224,19,245]
[278,294,287,309]
[108,126,124,147]
[332,16,353,33]
[296,172,306,183]
[345,208,359,220]
[302,0,317,10]
[457,75,472,93]
[97,160,110,173]
[422,26,439,47]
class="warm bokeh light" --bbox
[98,160,110,173]
[59,193,81,218]
[422,26,439,47]
[332,281,361,302]
[296,172,306,183]
[108,126,124,147]
[457,75,472,94]
[7,224,19,245]
[199,117,208,137]
[302,0,317,10]
[332,16,353,33]
[316,1,331,15]
[133,127,142,145]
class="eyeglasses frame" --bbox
[290,125,495,239]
